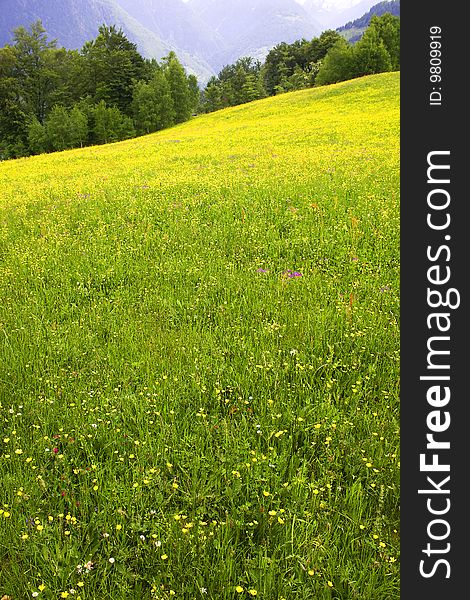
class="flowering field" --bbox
[0,72,399,599]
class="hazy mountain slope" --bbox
[0,0,165,54]
[303,0,379,28]
[189,0,323,66]
[0,0,215,83]
[115,0,228,65]
[0,0,398,85]
[337,0,400,42]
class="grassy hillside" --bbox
[0,72,400,599]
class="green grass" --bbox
[0,72,400,599]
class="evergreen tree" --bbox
[241,72,262,103]
[81,25,146,115]
[187,74,201,114]
[264,43,292,96]
[232,65,249,104]
[316,30,344,60]
[202,77,222,113]
[201,57,264,111]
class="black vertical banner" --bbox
[401,3,467,599]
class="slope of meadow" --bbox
[0,72,400,599]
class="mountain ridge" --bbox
[0,0,399,84]
[0,0,216,83]
[337,0,400,42]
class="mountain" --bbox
[337,1,400,42]
[114,0,228,70]
[188,0,323,66]
[303,0,380,29]
[0,0,215,83]
[0,0,398,86]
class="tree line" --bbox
[0,14,399,160]
[0,21,199,159]
[200,13,400,113]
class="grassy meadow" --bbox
[0,72,400,599]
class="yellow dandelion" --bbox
[235,586,244,593]
[161,554,168,560]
